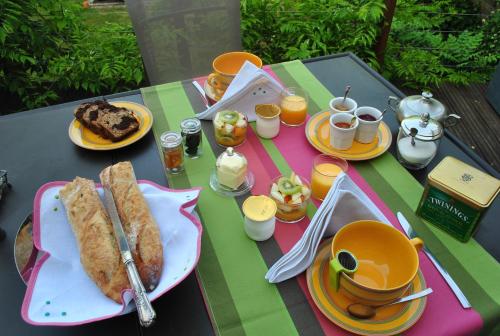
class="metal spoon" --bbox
[342,85,351,105]
[192,81,210,109]
[347,288,433,319]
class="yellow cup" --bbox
[329,220,423,305]
[207,51,262,100]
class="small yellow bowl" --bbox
[330,220,423,305]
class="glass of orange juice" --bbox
[280,87,309,126]
[311,154,348,200]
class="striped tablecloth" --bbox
[141,60,500,336]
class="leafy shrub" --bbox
[241,0,499,89]
[241,0,385,70]
[0,0,143,112]
[384,0,499,88]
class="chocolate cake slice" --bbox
[74,101,140,142]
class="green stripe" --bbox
[143,83,298,336]
[271,63,321,115]
[356,159,500,334]
[142,85,245,335]
[276,61,333,112]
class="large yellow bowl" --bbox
[330,220,423,305]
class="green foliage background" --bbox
[0,0,143,112]
[241,0,499,89]
[0,0,498,112]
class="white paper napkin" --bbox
[265,172,389,283]
[22,181,201,326]
[196,61,284,121]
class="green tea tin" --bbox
[417,156,500,242]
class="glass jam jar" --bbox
[180,118,202,158]
[160,131,184,174]
[396,113,442,170]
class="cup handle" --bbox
[329,258,344,292]
[410,237,424,252]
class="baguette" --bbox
[59,177,129,303]
[100,162,163,291]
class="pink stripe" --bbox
[22,180,203,326]
[261,67,483,335]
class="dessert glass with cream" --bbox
[216,147,248,190]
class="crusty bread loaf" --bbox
[74,101,140,142]
[100,162,163,292]
[59,177,129,303]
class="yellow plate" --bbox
[305,111,392,161]
[307,238,427,336]
[68,101,153,151]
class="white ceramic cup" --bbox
[329,112,359,150]
[354,106,382,144]
[329,97,358,114]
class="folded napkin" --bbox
[265,172,389,283]
[22,181,201,326]
[196,61,284,121]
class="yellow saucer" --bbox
[68,101,153,150]
[307,238,427,336]
[305,111,392,161]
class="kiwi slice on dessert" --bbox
[219,110,239,125]
[278,177,302,195]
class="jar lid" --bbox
[180,118,201,133]
[401,113,443,141]
[402,91,446,121]
[242,195,277,221]
[255,104,281,119]
[160,131,182,148]
[428,156,500,208]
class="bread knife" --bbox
[397,212,471,309]
[103,185,156,327]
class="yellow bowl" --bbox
[330,220,423,305]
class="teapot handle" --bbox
[443,114,461,128]
[387,96,399,113]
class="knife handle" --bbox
[123,252,156,327]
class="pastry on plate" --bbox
[74,100,140,142]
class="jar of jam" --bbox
[180,118,203,158]
[160,131,184,174]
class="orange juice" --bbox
[311,163,343,200]
[280,95,308,126]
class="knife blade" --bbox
[103,185,157,326]
[397,212,471,309]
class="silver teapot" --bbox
[388,91,460,125]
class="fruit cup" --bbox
[213,110,248,147]
[269,172,311,223]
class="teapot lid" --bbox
[401,113,443,141]
[402,91,446,121]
